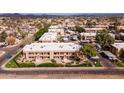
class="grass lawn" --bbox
[114,61,124,67]
[5,59,19,68]
[19,63,35,67]
[6,60,94,68]
[37,63,64,67]
[93,61,102,67]
[65,62,92,67]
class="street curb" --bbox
[2,66,124,71]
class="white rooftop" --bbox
[102,51,117,59]
[39,32,57,42]
[111,43,124,49]
[49,25,63,29]
[95,25,108,28]
[84,28,104,31]
[118,26,124,29]
[80,32,96,36]
[23,43,81,52]
[120,33,124,36]
[48,25,64,32]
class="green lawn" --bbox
[37,63,64,67]
[5,59,19,68]
[93,61,102,67]
[5,59,35,68]
[6,60,94,68]
[114,61,124,67]
[19,63,35,68]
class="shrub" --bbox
[37,63,64,67]
[65,62,92,67]
[93,61,102,67]
[18,63,35,67]
[51,59,56,63]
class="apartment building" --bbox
[110,43,124,58]
[39,32,57,43]
[95,25,108,29]
[48,25,65,36]
[120,33,124,40]
[23,43,81,62]
[117,26,124,30]
[80,32,96,42]
[84,28,105,32]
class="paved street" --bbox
[1,67,124,78]
[0,34,34,67]
[1,67,124,75]
[1,73,124,79]
[0,45,21,67]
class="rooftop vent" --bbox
[59,45,63,48]
[73,47,75,49]
[41,45,44,48]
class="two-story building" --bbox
[39,32,57,43]
[80,32,96,42]
[48,25,65,36]
[23,43,81,62]
[110,43,124,58]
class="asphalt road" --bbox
[0,67,124,75]
[0,34,34,67]
[0,45,21,66]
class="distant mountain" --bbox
[0,13,124,17]
[0,13,35,17]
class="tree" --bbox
[92,21,96,27]
[34,28,48,41]
[0,31,7,42]
[75,26,85,33]
[96,30,115,49]
[17,27,27,39]
[81,44,98,57]
[51,59,56,63]
[6,35,16,45]
[57,36,63,42]
[42,22,51,28]
[86,20,96,28]
[109,17,121,31]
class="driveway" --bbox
[99,55,116,68]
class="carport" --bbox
[102,51,118,61]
